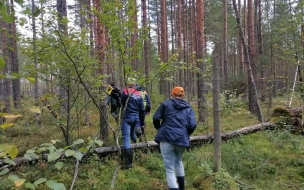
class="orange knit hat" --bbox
[171,87,184,97]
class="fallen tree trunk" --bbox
[94,122,274,154]
[1,122,274,165]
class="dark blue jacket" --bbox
[121,87,145,125]
[153,98,197,147]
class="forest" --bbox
[1,0,304,189]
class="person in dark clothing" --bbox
[120,79,145,169]
[153,86,197,190]
[106,81,121,122]
[134,85,151,142]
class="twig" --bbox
[110,162,120,189]
[69,159,79,190]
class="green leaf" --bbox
[14,0,24,6]
[2,14,15,23]
[47,152,60,162]
[2,114,22,119]
[26,149,35,154]
[73,151,83,161]
[0,144,12,157]
[78,147,88,153]
[8,174,19,182]
[19,17,28,26]
[6,73,16,79]
[34,178,47,186]
[46,180,66,190]
[55,162,64,170]
[4,158,16,165]
[0,168,9,176]
[29,106,41,114]
[8,144,18,159]
[0,57,5,69]
[64,149,75,157]
[22,7,31,15]
[25,182,35,189]
[94,140,103,146]
[33,9,40,17]
[0,122,14,129]
[25,77,35,84]
[15,178,26,187]
[71,139,84,146]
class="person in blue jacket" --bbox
[134,85,151,142]
[153,86,197,190]
[120,79,145,170]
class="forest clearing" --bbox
[1,0,304,189]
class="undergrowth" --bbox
[1,93,304,189]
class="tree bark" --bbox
[212,47,221,172]
[196,0,207,123]
[9,0,21,109]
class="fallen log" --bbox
[1,122,275,166]
[94,121,275,154]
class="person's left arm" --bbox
[187,108,197,135]
[145,94,151,113]
[153,103,164,129]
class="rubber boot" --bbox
[122,148,133,170]
[177,176,185,190]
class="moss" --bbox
[192,169,239,190]
[272,106,290,117]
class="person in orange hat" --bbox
[153,87,197,190]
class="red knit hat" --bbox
[171,87,184,97]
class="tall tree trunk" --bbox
[256,0,265,102]
[177,0,182,87]
[160,0,168,95]
[196,0,207,123]
[32,0,40,124]
[223,0,228,83]
[57,0,71,145]
[191,0,197,98]
[0,3,11,120]
[142,0,150,91]
[94,0,109,141]
[232,0,263,123]
[212,45,221,172]
[130,0,139,70]
[247,0,259,117]
[238,0,244,75]
[9,0,21,109]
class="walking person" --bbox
[106,81,121,123]
[134,85,151,142]
[120,79,145,169]
[153,87,197,190]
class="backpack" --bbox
[139,91,147,108]
[106,85,121,100]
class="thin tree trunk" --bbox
[9,0,21,109]
[223,0,228,83]
[196,0,207,123]
[212,46,221,172]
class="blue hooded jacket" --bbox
[121,87,145,126]
[153,98,197,147]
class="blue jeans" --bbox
[121,115,138,149]
[160,141,186,188]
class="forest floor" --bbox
[1,93,304,189]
